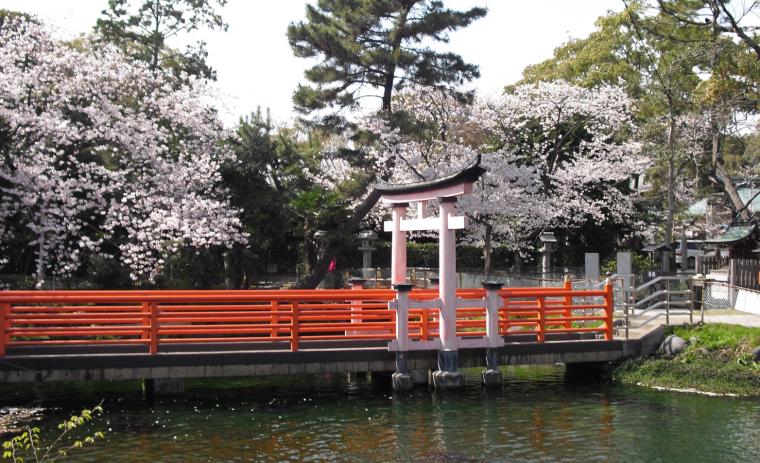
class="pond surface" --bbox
[1,367,759,462]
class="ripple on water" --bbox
[1,367,759,462]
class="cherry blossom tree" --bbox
[480,81,648,254]
[0,17,246,285]
[358,81,647,272]
[358,88,545,273]
[279,80,646,280]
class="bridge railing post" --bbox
[348,277,366,336]
[271,301,279,338]
[536,296,546,342]
[482,281,504,387]
[665,278,671,326]
[148,302,158,355]
[0,302,8,357]
[290,302,300,351]
[604,280,614,340]
[141,302,150,344]
[563,276,572,329]
[420,308,430,341]
[390,283,413,391]
[483,282,504,349]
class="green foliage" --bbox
[519,7,645,96]
[601,251,653,275]
[95,0,227,80]
[287,0,486,128]
[614,324,760,396]
[670,323,760,352]
[519,0,760,241]
[2,402,105,462]
[614,355,760,396]
[218,110,303,287]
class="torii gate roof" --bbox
[375,155,486,203]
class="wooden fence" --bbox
[729,259,760,291]
[695,256,729,275]
[696,256,760,291]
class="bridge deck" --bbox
[0,328,665,384]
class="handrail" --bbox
[619,275,696,338]
[0,284,615,357]
[635,290,669,308]
[627,275,691,293]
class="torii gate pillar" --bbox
[438,197,458,352]
[390,203,408,285]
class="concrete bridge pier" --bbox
[481,348,501,388]
[347,371,369,384]
[432,350,464,390]
[390,284,413,391]
[410,369,429,387]
[143,378,185,399]
[481,282,504,388]
[392,352,413,391]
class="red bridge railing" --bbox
[0,283,614,356]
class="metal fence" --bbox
[351,267,593,289]
[702,281,738,311]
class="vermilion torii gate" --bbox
[376,156,486,389]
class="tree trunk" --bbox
[381,6,410,112]
[150,3,162,72]
[714,155,749,221]
[664,97,676,246]
[35,206,47,287]
[511,252,523,273]
[223,251,232,289]
[294,189,382,289]
[483,223,493,276]
[302,216,311,275]
[707,6,749,221]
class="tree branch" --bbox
[717,0,760,60]
[293,188,382,288]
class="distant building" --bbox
[687,187,760,222]
[704,224,757,259]
[684,183,759,258]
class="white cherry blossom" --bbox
[0,18,246,284]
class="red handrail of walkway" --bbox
[0,284,614,356]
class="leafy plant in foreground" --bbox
[2,402,105,462]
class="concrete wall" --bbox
[735,288,760,315]
[0,335,659,384]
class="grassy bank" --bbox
[613,324,760,396]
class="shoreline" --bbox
[612,323,760,398]
[636,382,740,397]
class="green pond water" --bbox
[1,367,759,462]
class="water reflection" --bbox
[1,366,759,462]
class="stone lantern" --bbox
[357,230,378,270]
[539,231,557,275]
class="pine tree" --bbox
[95,0,227,81]
[287,0,486,128]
